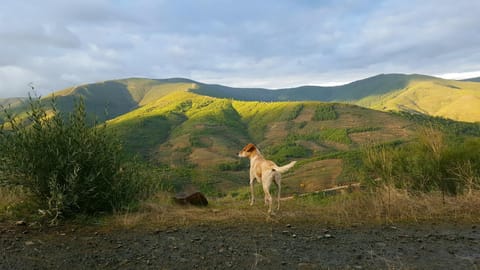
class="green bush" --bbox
[218,160,249,171]
[320,128,351,144]
[266,143,311,164]
[0,95,150,223]
[313,104,337,121]
[357,127,480,195]
[285,104,304,120]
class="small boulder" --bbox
[173,191,208,206]
[15,220,27,226]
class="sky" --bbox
[1,0,480,98]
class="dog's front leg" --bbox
[249,177,255,206]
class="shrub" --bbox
[357,127,480,195]
[313,104,337,121]
[266,143,311,164]
[0,95,150,223]
[320,128,351,144]
[285,104,304,120]
[218,160,249,171]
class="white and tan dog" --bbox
[238,143,296,213]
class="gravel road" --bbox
[1,222,479,269]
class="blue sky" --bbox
[1,0,480,97]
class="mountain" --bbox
[5,73,480,123]
[3,74,480,195]
[191,74,480,123]
[0,97,26,107]
[365,77,480,122]
[462,77,480,82]
[1,78,198,123]
[0,77,429,194]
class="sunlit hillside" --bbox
[192,74,480,123]
[4,74,480,123]
[106,88,419,195]
[3,74,480,195]
[365,79,480,122]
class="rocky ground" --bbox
[1,222,480,270]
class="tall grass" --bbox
[357,126,480,196]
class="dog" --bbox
[238,143,296,213]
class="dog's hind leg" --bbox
[262,184,273,214]
[262,175,273,213]
[274,172,281,211]
[249,177,255,206]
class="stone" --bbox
[15,220,27,226]
[173,191,208,206]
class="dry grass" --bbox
[286,159,342,193]
[310,186,480,225]
[2,185,478,228]
[109,186,480,229]
[0,186,28,220]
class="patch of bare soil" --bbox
[1,222,479,269]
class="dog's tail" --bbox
[274,161,297,173]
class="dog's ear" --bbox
[244,143,256,152]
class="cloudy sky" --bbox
[1,0,480,97]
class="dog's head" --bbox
[238,143,257,158]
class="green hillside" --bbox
[0,97,25,107]
[4,74,480,124]
[462,77,480,82]
[191,74,480,123]
[104,87,422,195]
[1,78,198,124]
[367,79,480,122]
[190,74,435,102]
[3,75,480,196]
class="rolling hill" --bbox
[191,74,480,123]
[462,77,480,82]
[4,73,480,123]
[0,78,198,123]
[105,88,420,195]
[3,74,480,195]
[0,97,25,107]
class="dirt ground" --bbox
[1,221,479,270]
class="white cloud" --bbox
[1,0,480,97]
[0,66,45,97]
[437,71,480,80]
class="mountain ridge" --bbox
[2,73,480,124]
[3,73,480,195]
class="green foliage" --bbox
[233,101,305,141]
[218,160,249,171]
[0,95,153,223]
[266,142,312,164]
[313,104,337,121]
[189,134,210,148]
[396,111,480,137]
[319,128,351,144]
[347,126,381,134]
[109,115,177,157]
[286,104,304,120]
[356,127,480,195]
